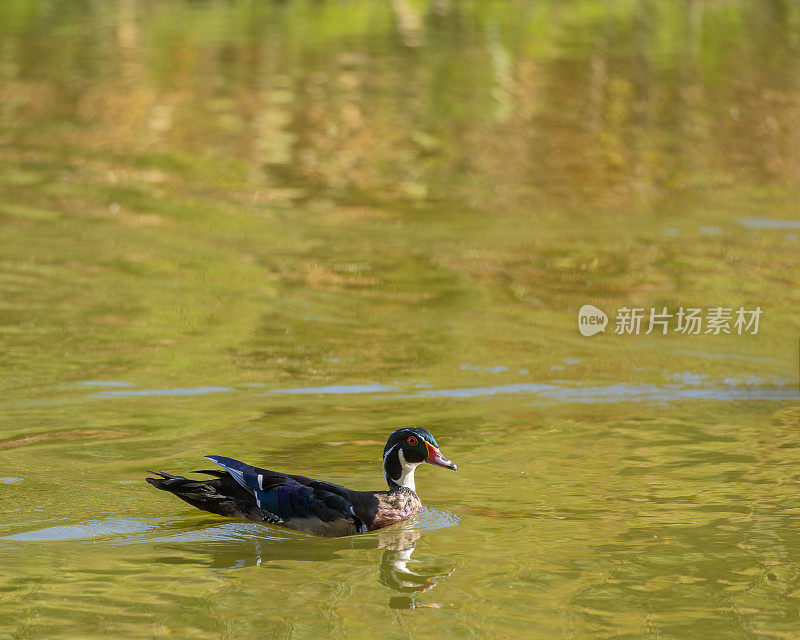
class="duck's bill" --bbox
[425,441,458,471]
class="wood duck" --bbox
[146,427,457,537]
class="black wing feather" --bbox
[205,456,358,525]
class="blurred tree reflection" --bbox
[1,0,798,214]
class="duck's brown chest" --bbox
[369,490,422,531]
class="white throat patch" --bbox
[395,449,420,492]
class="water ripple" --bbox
[737,217,800,230]
[270,383,397,394]
[94,386,233,397]
[405,382,797,402]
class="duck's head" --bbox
[382,427,456,492]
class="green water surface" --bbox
[1,1,799,638]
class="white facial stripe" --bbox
[383,444,398,462]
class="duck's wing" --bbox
[204,455,373,536]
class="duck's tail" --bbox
[146,469,260,520]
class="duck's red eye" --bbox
[406,436,418,446]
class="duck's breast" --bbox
[369,490,422,531]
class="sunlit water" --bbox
[1,1,799,638]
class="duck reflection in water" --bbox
[154,517,455,608]
[377,528,455,609]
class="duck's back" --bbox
[148,456,399,537]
